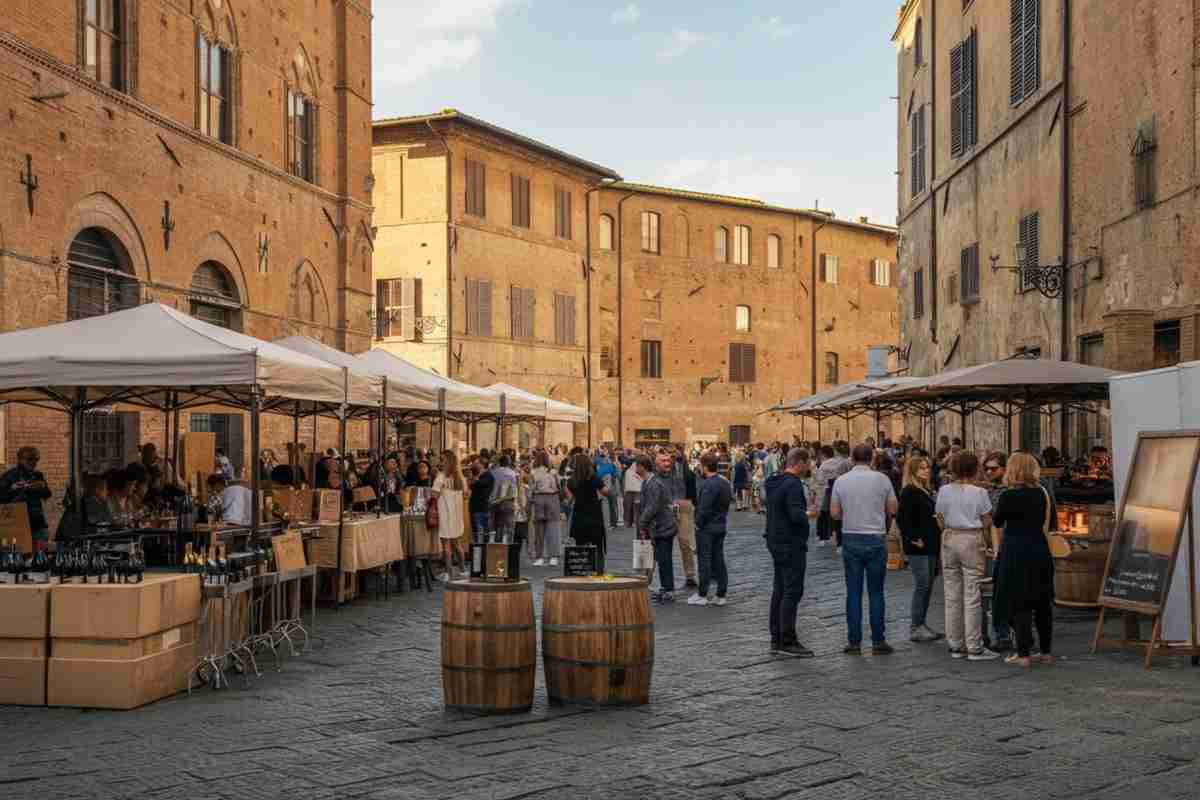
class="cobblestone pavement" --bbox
[4,511,1200,799]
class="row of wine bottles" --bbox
[0,540,145,585]
[182,543,274,585]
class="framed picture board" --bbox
[1092,430,1200,668]
[0,503,32,553]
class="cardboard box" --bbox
[0,638,46,706]
[51,622,197,660]
[314,516,404,571]
[0,584,51,639]
[51,574,201,640]
[48,640,197,710]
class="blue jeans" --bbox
[471,512,490,537]
[696,531,728,598]
[842,534,887,646]
[991,561,1011,641]
[909,554,935,628]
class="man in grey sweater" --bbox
[639,451,679,602]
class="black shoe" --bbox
[872,642,895,655]
[770,640,783,654]
[843,644,862,655]
[992,639,1013,653]
[779,642,815,658]
[684,580,698,589]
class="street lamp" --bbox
[989,247,1066,299]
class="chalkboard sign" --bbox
[563,545,599,577]
[1099,432,1200,615]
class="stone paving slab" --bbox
[4,511,1200,799]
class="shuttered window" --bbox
[910,105,926,197]
[960,243,980,304]
[913,268,925,319]
[1018,212,1039,293]
[509,286,535,340]
[641,212,660,253]
[729,343,756,383]
[946,273,959,306]
[1010,0,1040,106]
[554,188,572,239]
[640,340,662,378]
[950,30,977,158]
[819,254,839,284]
[465,278,493,336]
[1134,119,1157,210]
[914,18,923,69]
[465,159,486,217]
[375,278,422,340]
[733,225,751,265]
[554,293,577,345]
[511,174,530,228]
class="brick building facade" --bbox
[372,111,899,449]
[894,0,1200,457]
[0,0,374,504]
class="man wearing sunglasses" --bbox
[982,452,1013,652]
[0,447,53,550]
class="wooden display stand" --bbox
[1091,430,1200,669]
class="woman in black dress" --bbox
[991,452,1056,667]
[566,452,609,569]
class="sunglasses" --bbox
[985,464,1002,471]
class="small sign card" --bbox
[563,544,599,577]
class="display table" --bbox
[1054,503,1116,608]
[401,515,439,558]
[314,515,404,603]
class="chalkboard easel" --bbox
[1091,430,1200,669]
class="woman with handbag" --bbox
[991,452,1056,667]
[432,450,466,582]
[566,452,609,571]
[529,451,562,567]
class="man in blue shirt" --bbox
[595,452,621,528]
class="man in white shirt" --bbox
[831,444,898,655]
[208,474,253,527]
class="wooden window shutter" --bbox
[525,288,535,339]
[566,295,576,345]
[479,280,492,337]
[729,343,740,383]
[950,42,964,157]
[375,279,388,338]
[510,286,521,339]
[466,279,479,335]
[965,30,977,149]
[399,278,416,341]
[819,254,827,282]
[743,344,756,383]
[1010,0,1024,104]
[1024,0,1040,100]
[511,175,520,226]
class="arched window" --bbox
[82,0,127,91]
[674,215,689,258]
[197,2,236,144]
[914,18,923,69]
[598,214,614,251]
[287,50,317,183]
[301,275,317,322]
[190,261,241,330]
[714,226,729,263]
[767,234,781,269]
[67,227,138,320]
[734,225,751,265]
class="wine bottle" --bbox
[132,546,144,583]
[206,546,218,586]
[217,545,228,584]
[30,546,48,584]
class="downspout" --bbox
[929,0,938,348]
[1060,0,1072,453]
[426,120,453,379]
[616,191,637,447]
[585,185,599,448]
[811,218,828,394]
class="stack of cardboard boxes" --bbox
[0,575,201,710]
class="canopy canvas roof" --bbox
[487,383,588,424]
[771,376,927,418]
[274,335,436,412]
[0,303,353,410]
[873,359,1124,411]
[355,348,506,417]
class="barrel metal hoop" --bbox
[544,579,649,591]
[541,623,655,633]
[542,655,654,668]
[441,664,536,673]
[445,580,531,593]
[441,622,535,633]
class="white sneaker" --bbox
[549,558,559,566]
[440,572,450,583]
[967,648,1001,661]
[533,558,545,567]
[714,597,728,607]
[686,594,708,606]
[836,547,843,556]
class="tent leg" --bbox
[250,390,261,540]
[335,407,348,609]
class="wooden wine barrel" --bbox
[1055,545,1109,608]
[542,576,654,706]
[441,579,535,714]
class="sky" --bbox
[372,1,901,225]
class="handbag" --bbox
[1042,485,1070,558]
[632,538,654,570]
[425,497,440,532]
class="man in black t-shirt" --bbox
[469,458,494,536]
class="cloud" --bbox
[373,0,518,91]
[657,29,708,63]
[611,3,641,24]
[758,16,801,40]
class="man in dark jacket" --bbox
[690,452,732,607]
[639,452,679,602]
[764,448,814,657]
[0,447,53,548]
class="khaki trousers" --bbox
[942,528,986,653]
[676,501,697,582]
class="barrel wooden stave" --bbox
[1055,546,1108,608]
[542,577,654,706]
[441,580,535,714]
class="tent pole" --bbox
[335,405,348,609]
[250,388,261,541]
[292,407,300,487]
[71,388,85,516]
[439,389,447,452]
[1006,403,1013,453]
[959,404,967,444]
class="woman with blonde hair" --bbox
[991,452,1056,667]
[432,449,467,581]
[897,455,942,643]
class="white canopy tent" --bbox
[487,383,588,424]
[355,348,532,418]
[274,335,437,413]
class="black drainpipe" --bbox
[811,218,828,394]
[615,192,636,447]
[426,120,453,379]
[1059,0,1072,452]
